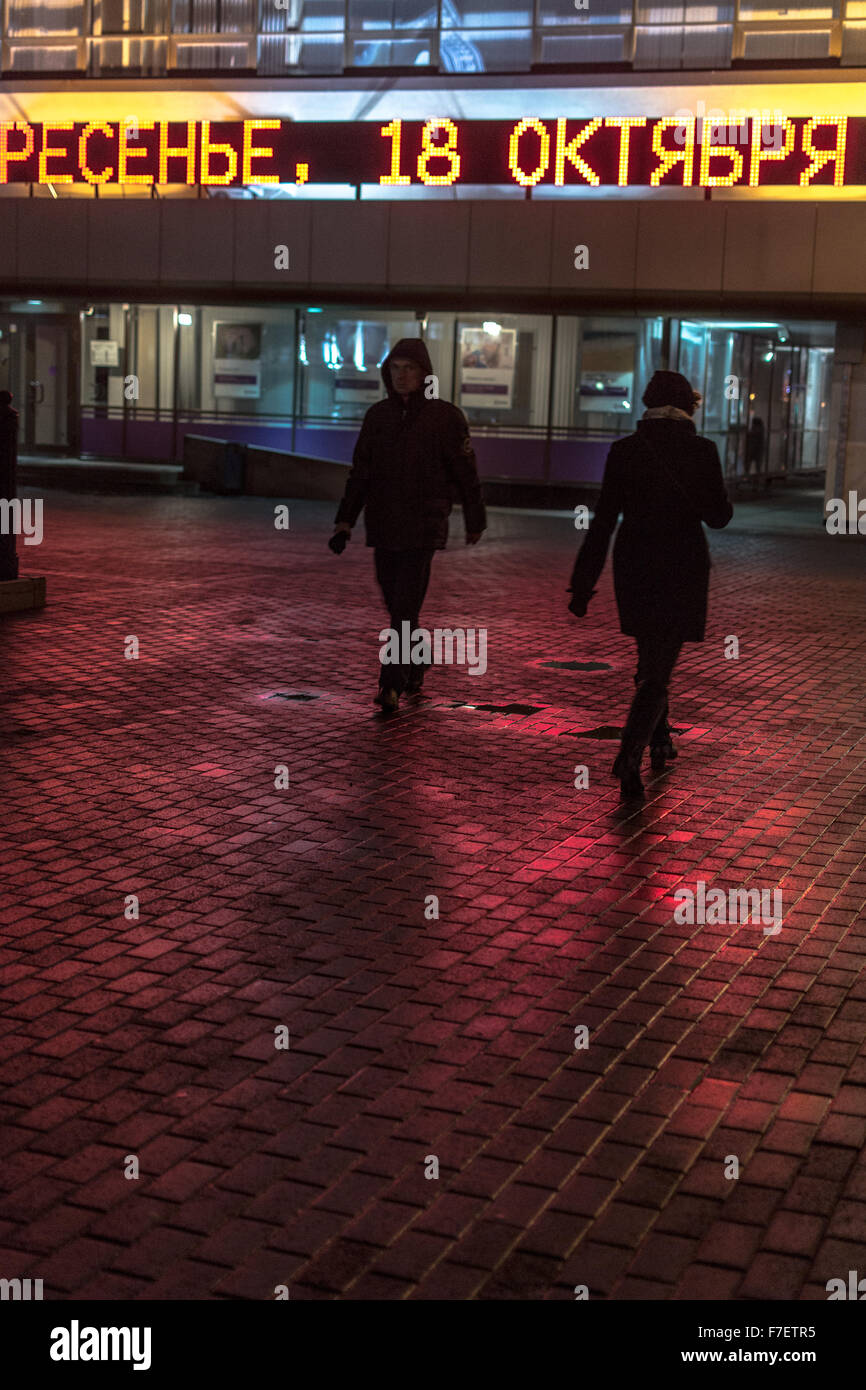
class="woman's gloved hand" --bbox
[568,589,591,617]
[328,524,351,554]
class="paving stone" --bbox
[2,491,865,1299]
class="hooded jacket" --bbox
[569,416,733,642]
[334,337,487,550]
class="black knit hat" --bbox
[642,370,700,414]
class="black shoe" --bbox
[650,723,678,770]
[612,750,645,801]
[374,688,399,713]
[405,671,425,695]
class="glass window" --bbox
[349,0,438,28]
[91,0,164,32]
[441,0,532,23]
[634,24,686,64]
[538,0,633,24]
[299,0,347,30]
[440,28,533,68]
[6,42,81,67]
[90,36,167,71]
[738,0,836,17]
[172,38,253,65]
[349,35,436,62]
[455,312,551,429]
[842,17,866,57]
[298,309,418,422]
[171,0,255,32]
[196,306,296,419]
[6,0,85,34]
[682,21,732,62]
[741,27,832,56]
[539,31,629,59]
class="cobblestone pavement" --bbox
[1,485,865,1301]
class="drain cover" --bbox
[570,724,687,738]
[450,702,546,716]
[541,661,612,671]
[266,692,319,701]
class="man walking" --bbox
[330,338,486,712]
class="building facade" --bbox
[0,1,864,500]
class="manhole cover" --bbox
[541,660,613,671]
[569,724,686,739]
[450,702,546,716]
[265,693,319,702]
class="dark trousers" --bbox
[374,548,434,693]
[621,630,683,755]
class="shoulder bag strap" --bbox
[638,432,702,522]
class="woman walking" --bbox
[568,370,733,801]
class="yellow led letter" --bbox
[78,122,115,185]
[748,115,794,187]
[379,119,410,185]
[801,117,848,187]
[39,122,74,183]
[507,118,550,187]
[604,118,646,187]
[698,122,744,187]
[119,121,154,185]
[650,117,695,187]
[0,121,34,184]
[158,121,196,184]
[200,121,238,185]
[417,119,461,186]
[242,119,280,185]
[555,117,602,186]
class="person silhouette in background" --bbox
[568,370,733,801]
[329,338,486,713]
[745,414,765,482]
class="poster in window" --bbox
[578,331,635,413]
[459,327,516,410]
[214,322,262,399]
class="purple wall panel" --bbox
[125,422,176,460]
[81,415,621,489]
[549,438,618,485]
[81,418,123,456]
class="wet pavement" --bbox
[1,483,865,1300]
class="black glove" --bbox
[328,530,349,555]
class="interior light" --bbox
[482,321,501,336]
[28,299,42,306]
[763,351,775,362]
[307,307,323,314]
[177,312,193,326]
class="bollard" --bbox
[0,389,19,581]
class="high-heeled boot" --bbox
[612,745,645,800]
[650,706,678,770]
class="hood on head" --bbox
[381,337,434,398]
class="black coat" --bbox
[569,417,733,641]
[335,338,487,551]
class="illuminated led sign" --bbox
[0,116,857,188]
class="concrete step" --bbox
[17,457,199,495]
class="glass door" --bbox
[0,314,77,454]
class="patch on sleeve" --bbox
[461,435,475,455]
